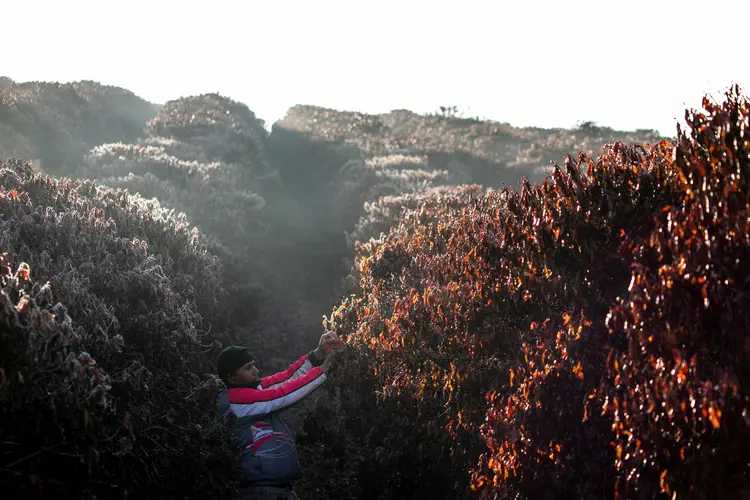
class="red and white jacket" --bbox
[217,351,326,485]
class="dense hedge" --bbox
[0,158,237,498]
[346,183,488,252]
[471,86,750,500]
[312,86,750,499]
[82,141,269,251]
[339,184,488,297]
[316,185,522,499]
[514,121,665,173]
[143,93,279,195]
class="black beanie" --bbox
[217,346,255,383]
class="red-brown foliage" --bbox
[473,85,750,500]
[469,142,681,500]
[315,86,749,500]
[600,86,750,499]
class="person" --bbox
[216,332,342,500]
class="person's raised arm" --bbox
[258,332,341,389]
[258,350,323,389]
[227,358,332,417]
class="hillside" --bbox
[272,104,666,186]
[0,78,159,174]
[0,76,742,500]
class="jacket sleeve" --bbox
[228,365,327,417]
[258,351,324,390]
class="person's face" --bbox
[232,360,260,385]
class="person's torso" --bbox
[218,390,301,484]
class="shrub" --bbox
[339,184,488,296]
[312,86,749,500]
[471,85,750,500]
[80,95,282,325]
[143,93,278,193]
[332,154,468,233]
[346,183,487,250]
[0,253,112,498]
[278,105,519,164]
[82,141,269,250]
[315,187,521,499]
[0,158,237,498]
[513,122,665,173]
[464,141,681,499]
[599,86,750,499]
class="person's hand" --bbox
[314,331,342,360]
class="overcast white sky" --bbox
[3,0,747,136]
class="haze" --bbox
[3,0,747,136]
